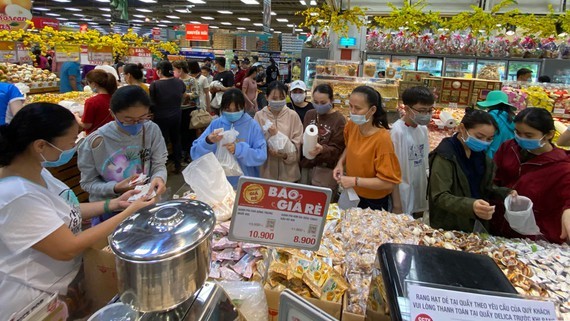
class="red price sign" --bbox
[128,47,152,69]
[185,24,209,41]
[229,177,331,251]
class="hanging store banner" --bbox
[185,24,209,41]
[0,0,32,30]
[262,0,271,33]
[88,46,113,65]
[110,0,128,23]
[0,41,17,63]
[55,44,81,62]
[31,17,59,30]
[128,47,152,69]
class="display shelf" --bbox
[29,86,59,94]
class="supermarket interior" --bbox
[2,0,570,320]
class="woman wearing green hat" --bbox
[476,90,516,158]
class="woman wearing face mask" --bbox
[287,80,314,122]
[492,108,570,243]
[191,88,267,188]
[74,69,117,134]
[0,103,154,317]
[242,67,258,116]
[333,86,401,211]
[254,81,303,182]
[300,84,346,195]
[122,63,149,94]
[428,108,515,233]
[78,86,168,225]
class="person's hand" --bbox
[337,176,356,189]
[268,124,278,137]
[309,144,323,157]
[510,190,518,198]
[207,130,224,144]
[473,199,495,220]
[392,205,403,214]
[111,190,141,210]
[560,209,570,240]
[125,195,156,214]
[149,177,166,196]
[225,142,236,155]
[268,148,286,159]
[333,164,343,181]
[114,174,139,194]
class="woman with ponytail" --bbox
[0,103,154,317]
[75,69,117,134]
[333,85,402,211]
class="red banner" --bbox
[31,17,59,30]
[185,24,209,41]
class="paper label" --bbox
[408,284,557,321]
[56,44,81,62]
[229,177,331,251]
[128,47,152,69]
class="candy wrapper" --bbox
[502,86,528,111]
[540,37,559,59]
[521,86,554,112]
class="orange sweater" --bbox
[344,121,402,199]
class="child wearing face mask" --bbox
[287,80,314,122]
[254,81,304,182]
[428,108,515,233]
[300,84,346,195]
[391,86,434,218]
[492,108,570,244]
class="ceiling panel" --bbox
[486,0,564,13]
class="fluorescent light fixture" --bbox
[253,22,263,26]
[131,19,144,23]
[237,27,245,30]
[276,18,288,22]
[175,9,189,13]
[95,0,110,2]
[271,11,276,15]
[188,0,205,3]
[161,20,172,23]
[157,24,168,27]
[201,16,214,20]
[133,14,146,18]
[135,8,153,12]
[309,12,318,16]
[248,30,255,33]
[104,18,111,21]
[210,25,219,29]
[300,0,306,4]
[310,0,316,4]
[166,15,180,19]
[238,17,250,21]
[65,7,82,11]
[190,21,201,24]
[241,0,259,4]
[72,13,85,17]
[295,28,303,31]
[139,0,157,2]
[53,0,71,2]
[102,14,111,17]
[218,10,233,14]
[58,17,69,20]
[287,24,294,27]
[221,22,232,25]
[88,22,98,25]
[99,7,111,11]
[270,28,274,31]
[33,7,50,11]
[45,12,60,16]
[274,31,282,33]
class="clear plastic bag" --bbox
[504,195,541,235]
[217,281,268,321]
[215,128,244,177]
[182,152,235,222]
[338,187,360,210]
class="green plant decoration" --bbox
[373,0,442,33]
[296,3,367,37]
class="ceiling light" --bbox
[104,18,111,21]
[58,17,69,20]
[175,9,189,13]
[309,12,318,16]
[157,24,168,27]
[53,0,71,2]
[201,16,214,20]
[274,31,282,33]
[221,22,232,25]
[88,22,98,25]
[72,13,85,17]
[271,11,276,15]
[161,20,172,23]
[270,28,274,31]
[310,0,317,4]
[166,15,180,19]
[287,24,294,27]
[317,19,324,23]
[131,19,144,23]
[253,23,263,26]
[139,0,157,2]
[238,17,250,21]
[237,27,245,30]
[102,14,111,17]
[99,7,111,11]
[190,21,201,24]
[295,28,303,31]
[218,10,233,14]
[95,0,110,2]
[65,7,82,11]
[300,0,306,4]
[135,8,153,12]
[45,12,60,16]
[210,25,219,29]
[276,18,288,22]
[188,0,205,3]
[133,14,145,18]
[248,30,255,33]
[33,7,50,11]
[241,0,259,4]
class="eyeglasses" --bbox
[117,114,151,125]
[409,106,434,115]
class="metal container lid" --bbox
[110,200,216,261]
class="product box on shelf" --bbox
[341,295,390,321]
[265,288,342,321]
[401,70,430,82]
[470,79,502,105]
[84,238,118,311]
[440,77,473,105]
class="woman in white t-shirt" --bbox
[0,103,155,318]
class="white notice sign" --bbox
[408,284,557,321]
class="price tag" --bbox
[448,102,458,108]
[56,44,81,62]
[228,177,331,251]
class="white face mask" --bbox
[268,100,286,112]
[290,93,306,104]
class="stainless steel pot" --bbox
[110,199,216,312]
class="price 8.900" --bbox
[293,236,316,245]
[249,230,274,240]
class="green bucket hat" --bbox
[477,90,516,111]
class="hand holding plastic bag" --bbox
[504,195,541,235]
[215,128,244,177]
[217,281,268,321]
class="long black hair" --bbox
[0,103,75,166]
[351,85,389,129]
[156,60,174,78]
[462,107,499,131]
[123,63,144,81]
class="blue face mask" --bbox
[116,120,144,136]
[349,113,368,126]
[230,64,237,70]
[462,132,491,152]
[222,110,244,123]
[41,142,77,168]
[515,133,546,150]
[314,102,332,115]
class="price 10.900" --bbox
[249,230,274,240]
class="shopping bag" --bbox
[182,152,235,222]
[210,80,224,109]
[338,187,360,210]
[267,132,288,151]
[215,128,244,177]
[504,195,541,235]
[190,108,212,129]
